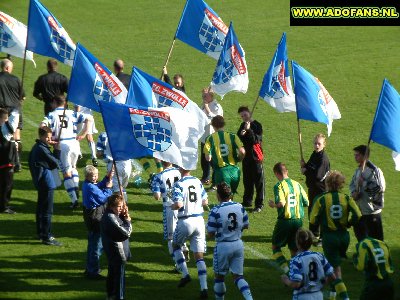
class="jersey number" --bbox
[228,213,237,231]
[308,261,318,281]
[329,205,343,219]
[373,248,386,264]
[166,177,179,189]
[219,144,229,157]
[188,185,197,203]
[287,194,297,208]
[58,115,68,128]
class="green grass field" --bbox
[0,0,399,299]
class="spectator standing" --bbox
[268,162,309,273]
[82,165,113,279]
[204,116,245,194]
[0,59,25,172]
[300,133,330,244]
[101,194,132,300]
[237,106,265,213]
[0,108,17,214]
[33,59,69,115]
[28,127,61,245]
[200,87,223,186]
[113,59,131,89]
[349,145,386,241]
[162,66,185,93]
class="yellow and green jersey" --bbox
[204,131,242,168]
[310,192,361,232]
[353,237,394,280]
[273,178,309,220]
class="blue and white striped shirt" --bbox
[152,167,181,207]
[173,176,207,218]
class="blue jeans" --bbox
[86,231,103,275]
[36,188,54,240]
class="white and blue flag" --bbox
[259,33,295,113]
[127,66,208,121]
[27,0,75,66]
[0,11,36,66]
[67,43,127,112]
[99,101,206,170]
[292,61,341,136]
[369,79,400,170]
[175,0,228,60]
[210,22,248,98]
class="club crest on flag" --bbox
[47,16,75,64]
[130,108,172,152]
[315,77,331,119]
[199,8,227,55]
[212,43,245,84]
[267,61,291,99]
[0,21,16,49]
[93,74,112,103]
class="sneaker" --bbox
[183,249,190,263]
[177,274,191,288]
[253,207,262,213]
[241,202,252,208]
[42,237,62,246]
[86,273,106,280]
[14,164,22,172]
[207,185,217,192]
[201,179,211,185]
[200,289,208,299]
[70,201,79,209]
[92,158,98,167]
[2,208,16,214]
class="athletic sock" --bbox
[214,279,226,300]
[196,259,207,290]
[272,248,289,273]
[64,176,77,203]
[155,160,163,173]
[174,249,188,277]
[167,240,174,257]
[71,169,79,188]
[328,291,337,300]
[88,140,96,159]
[234,276,253,300]
[139,158,151,172]
[332,279,349,300]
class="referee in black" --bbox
[237,106,265,213]
[33,59,69,116]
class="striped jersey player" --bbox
[152,161,189,266]
[207,182,253,300]
[41,95,91,208]
[171,168,209,299]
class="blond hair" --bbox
[325,170,345,192]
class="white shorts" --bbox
[213,240,244,276]
[60,139,80,173]
[173,216,206,253]
[163,206,178,240]
[77,114,98,135]
[107,160,132,191]
[293,291,323,300]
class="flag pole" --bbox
[160,38,176,79]
[250,95,260,116]
[297,118,304,161]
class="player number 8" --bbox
[329,205,343,219]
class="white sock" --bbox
[71,169,79,188]
[64,176,77,203]
[214,279,226,299]
[235,277,253,300]
[88,141,96,159]
[196,259,207,290]
[167,240,174,256]
[174,249,188,277]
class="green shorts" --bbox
[272,219,303,251]
[321,230,349,268]
[360,277,394,300]
[214,165,240,193]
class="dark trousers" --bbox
[242,159,265,208]
[86,231,103,275]
[200,143,211,182]
[354,213,384,242]
[107,262,126,300]
[307,186,324,237]
[0,167,14,211]
[36,188,54,240]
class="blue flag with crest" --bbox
[175,0,228,60]
[369,79,400,170]
[292,60,341,136]
[27,0,76,66]
[259,32,295,113]
[67,43,127,112]
[99,101,207,170]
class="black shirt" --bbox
[304,150,330,191]
[237,120,263,161]
[33,71,68,103]
[0,72,25,110]
[116,72,131,89]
